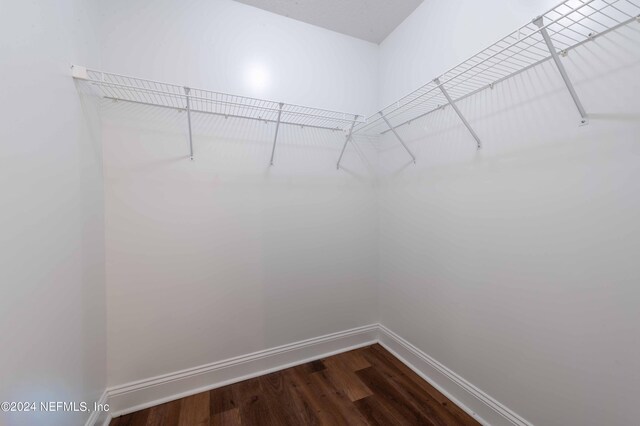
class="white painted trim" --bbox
[378,325,533,426]
[106,324,379,418]
[84,390,110,426]
[101,324,530,426]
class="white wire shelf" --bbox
[74,68,364,132]
[356,0,640,136]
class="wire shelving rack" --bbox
[73,0,640,167]
[73,67,364,163]
[355,0,640,157]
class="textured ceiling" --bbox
[233,0,424,44]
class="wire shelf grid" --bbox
[355,0,640,136]
[80,69,364,132]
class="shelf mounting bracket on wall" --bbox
[534,16,589,126]
[184,87,194,160]
[379,112,416,164]
[336,115,359,170]
[269,103,284,166]
[434,77,482,149]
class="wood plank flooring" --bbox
[110,344,479,426]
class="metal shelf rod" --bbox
[185,87,194,160]
[434,78,482,149]
[534,15,589,125]
[270,103,284,166]
[337,115,359,169]
[380,112,416,163]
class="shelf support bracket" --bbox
[534,16,589,126]
[184,87,194,160]
[269,103,284,166]
[336,115,359,170]
[379,112,416,164]
[434,78,482,149]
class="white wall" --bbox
[0,0,106,425]
[378,1,640,425]
[98,0,379,116]
[97,0,380,387]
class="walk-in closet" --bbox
[2,0,640,425]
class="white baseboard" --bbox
[378,325,532,426]
[84,390,110,426]
[97,323,530,426]
[106,324,379,418]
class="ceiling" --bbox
[233,0,424,44]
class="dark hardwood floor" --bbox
[110,344,479,426]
